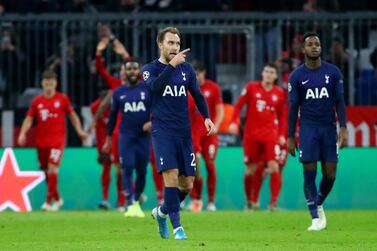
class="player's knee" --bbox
[163,169,179,187]
[47,165,59,173]
[245,164,257,175]
[267,161,279,173]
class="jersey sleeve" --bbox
[96,55,120,90]
[63,95,74,114]
[141,62,175,93]
[213,84,223,105]
[333,66,345,98]
[288,71,300,104]
[107,91,120,136]
[26,98,38,118]
[187,64,210,119]
[231,84,250,123]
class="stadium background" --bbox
[1,0,377,210]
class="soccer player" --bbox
[96,37,164,206]
[89,90,113,210]
[189,61,224,212]
[142,27,216,240]
[17,70,87,211]
[229,63,286,211]
[96,37,126,210]
[287,32,348,231]
[103,59,151,217]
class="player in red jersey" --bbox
[18,70,87,211]
[229,64,286,210]
[188,61,224,212]
[95,37,126,210]
[89,89,114,209]
[95,36,164,206]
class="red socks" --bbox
[244,174,253,203]
[47,172,58,204]
[191,176,203,200]
[101,163,111,201]
[206,161,216,203]
[117,171,125,206]
[269,171,282,206]
[251,165,265,204]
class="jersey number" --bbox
[190,153,196,167]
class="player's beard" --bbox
[128,76,138,86]
[307,55,320,61]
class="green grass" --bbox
[0,210,376,251]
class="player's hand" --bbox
[142,121,152,133]
[78,130,89,145]
[102,138,111,153]
[338,127,348,149]
[205,118,217,136]
[87,122,96,134]
[278,136,286,146]
[17,134,26,146]
[169,48,190,67]
[96,38,109,55]
[287,137,298,157]
[228,122,238,135]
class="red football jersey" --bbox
[27,92,73,147]
[90,97,110,145]
[200,79,222,123]
[232,81,286,141]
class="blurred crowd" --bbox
[0,0,377,14]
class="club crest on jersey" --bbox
[54,101,60,108]
[272,95,277,102]
[325,74,330,84]
[305,87,329,99]
[140,92,146,100]
[182,72,186,81]
[38,103,43,109]
[123,101,146,112]
[143,71,150,81]
[288,83,292,92]
[256,93,261,98]
[162,85,187,97]
[204,91,210,97]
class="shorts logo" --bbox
[143,71,150,81]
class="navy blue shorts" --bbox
[152,133,196,176]
[299,125,338,163]
[118,133,150,168]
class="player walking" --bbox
[18,70,87,211]
[142,27,216,240]
[103,59,151,217]
[229,64,286,211]
[287,32,348,231]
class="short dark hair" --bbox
[42,70,57,80]
[191,59,206,71]
[302,32,320,47]
[156,27,180,44]
[264,63,278,72]
[123,58,141,68]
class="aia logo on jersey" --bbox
[305,87,329,99]
[54,101,60,108]
[162,85,187,97]
[123,101,146,112]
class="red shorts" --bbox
[37,145,64,169]
[111,131,120,164]
[199,135,218,161]
[243,137,280,164]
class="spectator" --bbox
[0,22,25,108]
[356,47,377,104]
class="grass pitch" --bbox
[0,210,376,251]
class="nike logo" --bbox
[120,95,126,99]
[301,80,309,85]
